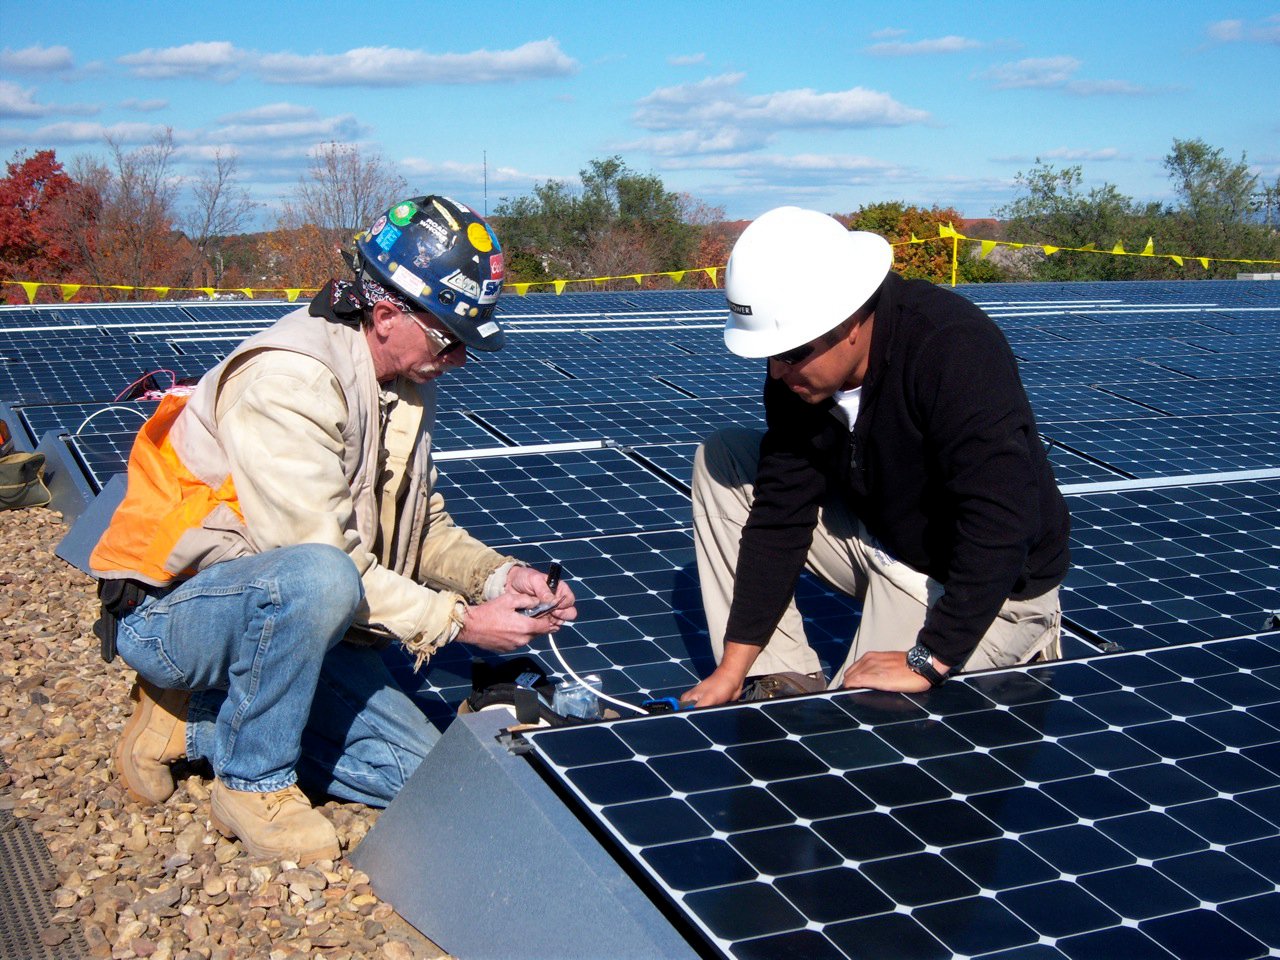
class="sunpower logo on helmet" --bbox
[728,301,753,315]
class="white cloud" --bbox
[0,80,97,118]
[865,35,983,56]
[621,128,771,157]
[118,41,243,80]
[1207,19,1245,42]
[0,120,167,145]
[1207,15,1280,43]
[981,56,1082,89]
[217,102,318,125]
[216,115,364,143]
[0,44,74,72]
[120,98,169,112]
[399,157,558,192]
[668,53,706,66]
[633,73,929,139]
[993,147,1129,163]
[980,56,1155,95]
[257,38,577,86]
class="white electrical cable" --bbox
[546,628,648,716]
[75,405,149,435]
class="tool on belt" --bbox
[93,579,150,663]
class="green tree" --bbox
[995,160,1161,281]
[493,156,696,285]
[1161,138,1275,276]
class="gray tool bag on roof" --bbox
[0,451,51,510]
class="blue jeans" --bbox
[115,543,438,806]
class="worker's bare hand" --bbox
[842,650,936,693]
[458,593,568,653]
[679,667,746,708]
[505,565,578,626]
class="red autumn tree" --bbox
[0,149,83,303]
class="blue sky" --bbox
[2,1,1277,228]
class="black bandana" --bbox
[308,272,413,329]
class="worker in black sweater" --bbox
[680,206,1070,705]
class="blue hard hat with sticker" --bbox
[354,195,506,352]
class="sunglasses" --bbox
[407,311,464,358]
[770,340,819,366]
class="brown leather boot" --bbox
[209,781,340,865]
[116,677,189,804]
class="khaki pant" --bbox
[693,428,1062,686]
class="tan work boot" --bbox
[116,676,189,804]
[210,781,340,865]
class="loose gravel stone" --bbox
[0,508,450,959]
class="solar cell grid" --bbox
[546,353,761,380]
[652,373,760,400]
[435,375,686,413]
[1023,385,1163,423]
[1063,477,1280,650]
[1014,338,1212,361]
[1198,313,1280,335]
[66,431,135,491]
[17,401,154,443]
[1040,413,1280,476]
[1187,333,1280,354]
[388,529,861,731]
[1146,351,1280,380]
[1098,375,1280,416]
[180,302,295,322]
[49,305,195,324]
[525,635,1280,960]
[1016,358,1190,388]
[1053,319,1224,340]
[470,395,763,446]
[433,448,690,546]
[0,353,221,404]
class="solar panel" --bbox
[15,401,155,444]
[180,302,296,322]
[1024,385,1163,423]
[433,447,690,546]
[435,375,687,413]
[1062,475,1280,650]
[1098,376,1280,416]
[0,354,220,404]
[1014,339,1212,362]
[1016,358,1190,388]
[66,430,135,491]
[1040,414,1280,477]
[387,529,862,731]
[523,634,1280,960]
[470,396,763,447]
[1146,351,1280,380]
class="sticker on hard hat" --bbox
[390,264,426,299]
[442,269,480,299]
[477,321,500,338]
[728,301,753,315]
[479,279,502,304]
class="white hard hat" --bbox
[723,206,892,358]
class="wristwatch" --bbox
[906,643,947,686]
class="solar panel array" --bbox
[3,280,1279,957]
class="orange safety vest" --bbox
[89,393,244,585]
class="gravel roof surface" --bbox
[0,507,449,960]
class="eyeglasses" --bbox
[769,340,819,366]
[407,311,464,358]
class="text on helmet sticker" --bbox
[375,224,401,252]
[442,269,480,299]
[421,216,450,244]
[479,279,502,304]
[728,301,753,315]
[389,264,426,299]
[489,252,505,280]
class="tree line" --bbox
[3,134,1277,304]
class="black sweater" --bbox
[725,272,1071,666]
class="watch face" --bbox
[907,645,928,669]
